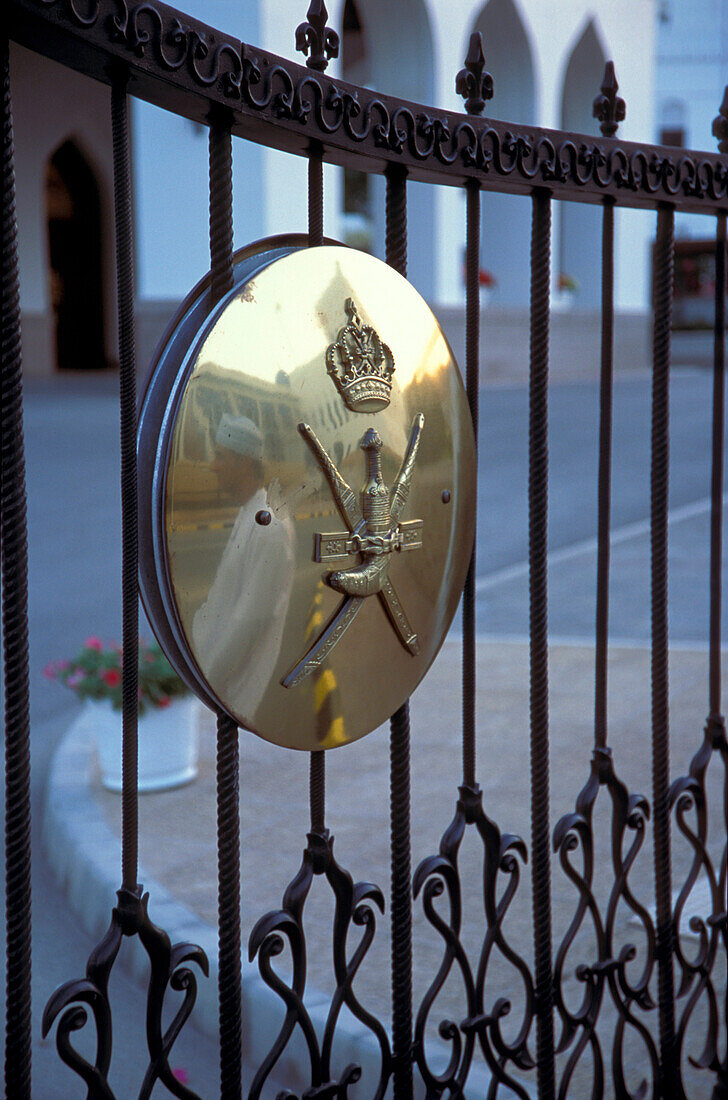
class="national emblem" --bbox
[137,237,476,750]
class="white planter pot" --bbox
[89,697,199,793]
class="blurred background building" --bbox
[14,0,720,379]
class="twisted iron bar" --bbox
[209,117,243,1100]
[310,750,325,834]
[385,167,414,1100]
[216,713,242,1100]
[594,199,615,751]
[651,204,679,1099]
[666,211,728,1097]
[111,77,140,892]
[308,143,323,247]
[209,121,234,304]
[462,179,480,791]
[2,32,32,1100]
[389,700,414,1100]
[528,188,556,1099]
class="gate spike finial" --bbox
[593,60,626,137]
[456,32,493,116]
[712,86,728,153]
[296,0,339,72]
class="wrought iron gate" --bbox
[3,2,728,1097]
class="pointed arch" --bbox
[339,0,435,299]
[558,20,608,309]
[471,0,537,306]
[45,138,107,370]
[471,0,536,124]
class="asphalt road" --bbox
[2,364,725,1095]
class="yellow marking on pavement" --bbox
[305,610,325,641]
[315,668,337,711]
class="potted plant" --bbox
[44,637,198,792]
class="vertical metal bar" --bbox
[308,142,326,844]
[709,211,726,721]
[209,121,234,304]
[528,188,555,1099]
[209,119,242,1100]
[217,712,242,1100]
[111,79,139,892]
[462,180,480,789]
[386,167,413,1100]
[651,203,678,1098]
[309,143,324,248]
[310,751,326,833]
[594,200,615,750]
[1,34,32,1100]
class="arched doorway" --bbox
[340,0,435,300]
[46,140,107,371]
[472,0,536,307]
[558,21,606,310]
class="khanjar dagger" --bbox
[282,414,425,688]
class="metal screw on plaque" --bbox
[441,490,451,504]
[256,510,272,526]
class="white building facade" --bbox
[13,0,661,377]
[656,0,728,239]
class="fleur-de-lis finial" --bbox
[456,32,494,116]
[593,60,626,137]
[713,86,728,153]
[296,0,339,72]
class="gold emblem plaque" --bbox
[155,245,475,750]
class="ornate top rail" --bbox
[9,0,728,212]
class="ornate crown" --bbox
[326,299,395,412]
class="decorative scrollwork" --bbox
[26,1,728,205]
[552,747,659,1099]
[107,0,241,95]
[36,0,101,27]
[412,784,534,1099]
[669,714,728,1087]
[248,829,391,1100]
[42,885,209,1100]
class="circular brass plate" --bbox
[144,243,475,750]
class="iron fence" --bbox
[3,1,728,1098]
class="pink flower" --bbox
[102,669,121,688]
[172,1069,189,1084]
[85,636,103,651]
[158,696,171,708]
[43,659,70,679]
[67,671,85,689]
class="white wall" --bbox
[133,0,264,301]
[656,0,728,241]
[134,0,659,313]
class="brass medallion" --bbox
[138,239,476,751]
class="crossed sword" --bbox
[282,414,425,689]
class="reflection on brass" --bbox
[160,244,476,750]
[326,298,395,412]
[282,416,424,688]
